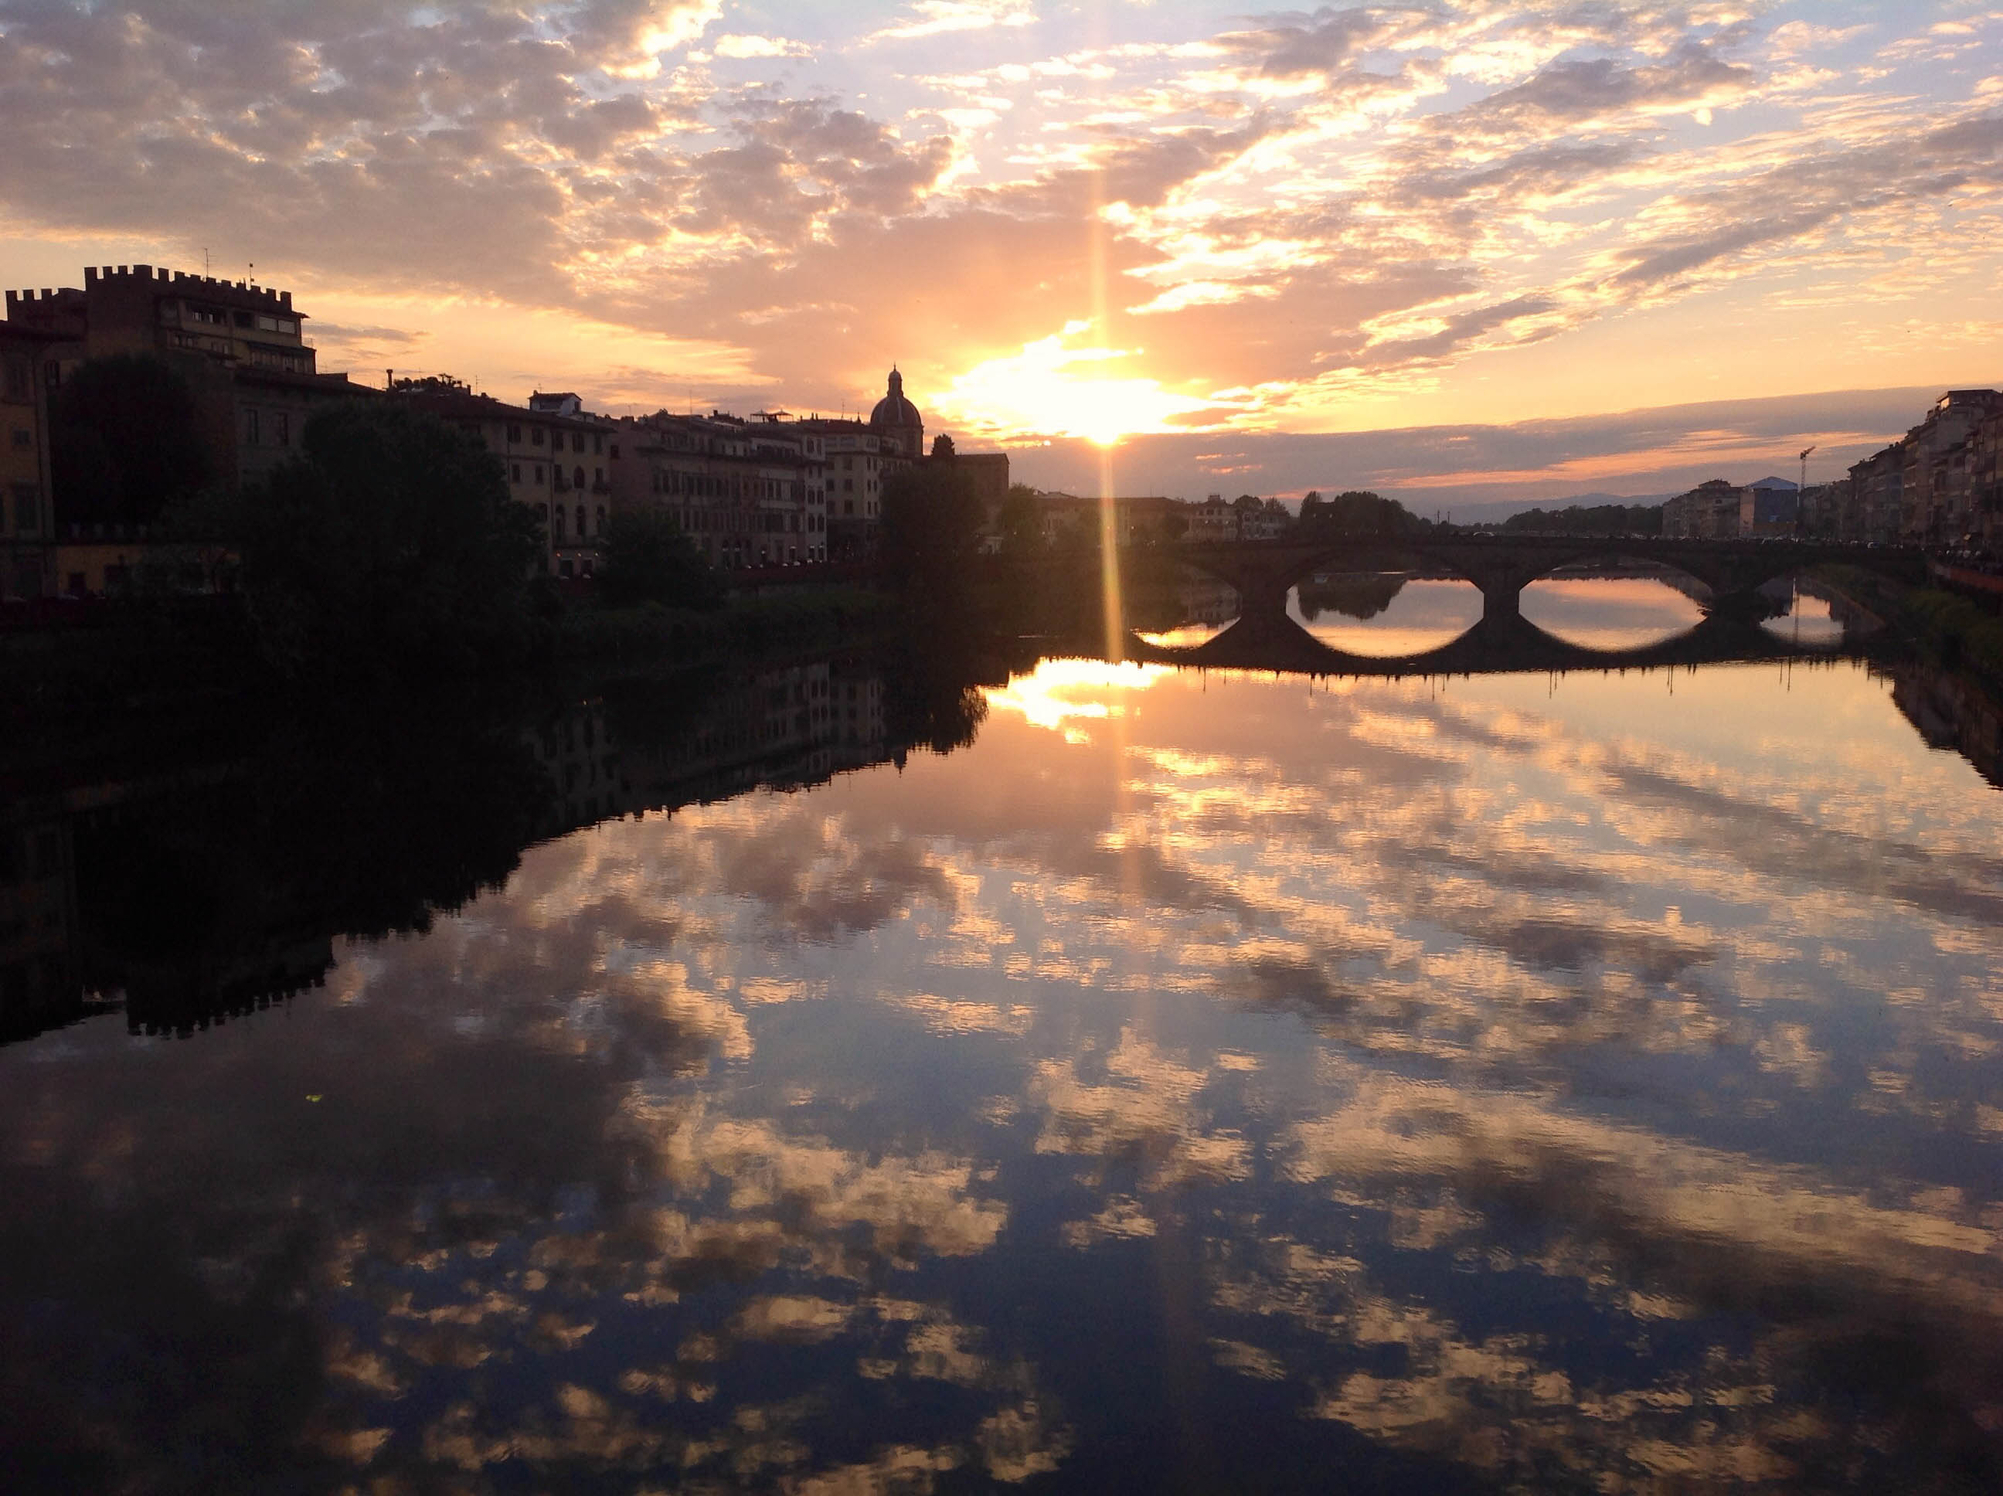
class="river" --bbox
[4,582,2003,1493]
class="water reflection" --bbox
[1760,583,1847,648]
[1291,575,1485,656]
[1520,574,1706,650]
[5,638,2003,1492]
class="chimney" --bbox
[386,369,394,388]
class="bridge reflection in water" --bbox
[1137,547,1904,677]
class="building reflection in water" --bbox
[4,602,2003,1492]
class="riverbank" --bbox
[1819,564,2003,682]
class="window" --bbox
[512,463,522,483]
[595,505,606,534]
[575,504,586,537]
[573,467,585,490]
[44,361,60,390]
[532,427,545,446]
[243,409,259,445]
[571,432,584,453]
[594,467,603,485]
[11,483,38,532]
[256,313,280,332]
[234,311,255,328]
[1,355,28,401]
[277,318,297,335]
[507,422,522,443]
[535,464,544,483]
[610,443,619,459]
[9,428,29,449]
[553,508,566,540]
[592,434,603,455]
[276,413,290,447]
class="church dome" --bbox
[868,367,923,454]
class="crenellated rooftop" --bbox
[6,264,303,318]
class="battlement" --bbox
[78,263,298,313]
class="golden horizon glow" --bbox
[933,324,1221,447]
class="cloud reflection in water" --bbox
[6,654,2003,1491]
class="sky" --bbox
[1,0,2000,509]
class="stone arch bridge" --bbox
[1139,535,1927,677]
[1179,534,1926,630]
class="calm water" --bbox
[7,598,2003,1493]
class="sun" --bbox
[935,330,1216,444]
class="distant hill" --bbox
[1419,491,1677,526]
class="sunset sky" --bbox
[2,1,2000,509]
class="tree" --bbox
[880,460,983,598]
[998,483,1043,554]
[598,507,723,610]
[1295,489,1431,538]
[51,355,212,527]
[237,400,544,676]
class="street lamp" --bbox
[1797,445,1816,536]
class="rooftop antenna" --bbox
[203,247,210,275]
[248,261,255,286]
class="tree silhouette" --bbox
[50,355,211,528]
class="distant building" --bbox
[1237,495,1290,541]
[1744,476,1799,535]
[1187,494,1238,542]
[1034,492,1176,546]
[1661,479,1745,539]
[867,367,924,459]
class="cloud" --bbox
[1000,385,1945,510]
[0,0,1997,454]
[864,0,1037,45]
[710,33,811,60]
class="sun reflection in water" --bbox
[982,658,1171,741]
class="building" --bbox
[1847,445,1906,543]
[794,418,902,560]
[1031,492,1178,546]
[1237,495,1291,541]
[1970,407,2003,553]
[386,375,614,578]
[5,264,365,493]
[1743,477,1799,535]
[612,410,825,570]
[0,324,61,600]
[1187,494,1239,543]
[4,264,374,594]
[868,367,924,459]
[1901,390,2000,542]
[1661,479,1746,539]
